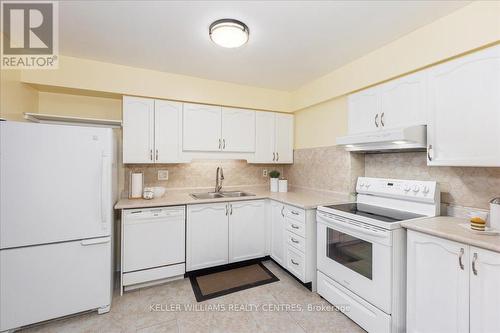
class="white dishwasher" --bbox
[121,206,185,292]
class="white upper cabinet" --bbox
[469,246,500,333]
[254,112,276,163]
[348,89,379,134]
[122,96,154,164]
[154,100,183,163]
[123,96,184,164]
[183,103,222,152]
[348,71,427,135]
[221,107,255,152]
[378,71,427,129]
[275,113,294,163]
[407,231,470,333]
[252,112,294,164]
[427,45,500,166]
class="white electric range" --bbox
[316,177,440,333]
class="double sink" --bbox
[190,191,255,200]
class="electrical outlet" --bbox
[157,170,169,181]
[262,169,268,177]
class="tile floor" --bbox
[21,261,364,333]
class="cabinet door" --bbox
[254,111,276,163]
[470,246,500,333]
[228,200,266,263]
[154,100,183,163]
[378,71,427,129]
[275,113,294,164]
[407,231,469,333]
[122,96,154,163]
[427,45,500,166]
[221,107,256,152]
[186,203,228,271]
[270,201,285,265]
[183,103,222,152]
[347,88,379,134]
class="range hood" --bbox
[336,125,427,152]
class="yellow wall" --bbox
[293,1,500,148]
[294,96,347,149]
[38,91,122,120]
[21,56,291,112]
[292,1,500,110]
[0,70,38,121]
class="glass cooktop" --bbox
[323,203,425,223]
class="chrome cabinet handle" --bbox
[427,144,433,161]
[223,139,226,149]
[230,204,233,215]
[291,211,299,215]
[291,238,299,244]
[150,149,153,161]
[225,204,228,216]
[472,253,478,275]
[291,224,300,229]
[219,139,221,149]
[273,152,276,161]
[380,112,385,127]
[291,259,299,266]
[459,248,464,270]
[375,114,379,127]
[281,206,284,217]
[155,149,158,161]
[276,152,279,161]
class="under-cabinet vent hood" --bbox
[336,125,427,153]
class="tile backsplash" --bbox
[283,146,365,195]
[124,160,284,193]
[364,152,500,209]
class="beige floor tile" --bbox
[136,320,178,333]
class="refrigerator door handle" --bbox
[81,236,111,246]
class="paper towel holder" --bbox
[129,171,144,199]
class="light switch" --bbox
[158,170,169,181]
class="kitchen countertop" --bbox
[114,186,350,210]
[402,216,500,253]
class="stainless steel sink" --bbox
[190,192,224,200]
[220,191,255,198]
[190,191,255,200]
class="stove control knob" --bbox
[404,185,410,192]
[365,183,371,188]
[358,183,365,189]
[412,185,420,192]
[422,185,430,193]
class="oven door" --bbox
[317,211,392,314]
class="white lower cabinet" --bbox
[469,246,500,333]
[229,200,266,262]
[270,201,285,265]
[407,230,500,333]
[187,203,229,271]
[187,200,266,271]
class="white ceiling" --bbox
[59,1,470,91]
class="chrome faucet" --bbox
[215,166,224,192]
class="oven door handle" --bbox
[317,213,388,238]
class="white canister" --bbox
[489,198,500,230]
[278,179,288,193]
[270,178,279,192]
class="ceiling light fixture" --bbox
[209,19,249,48]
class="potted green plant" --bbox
[269,170,280,192]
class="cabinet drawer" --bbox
[123,263,185,286]
[285,217,305,238]
[286,231,305,253]
[284,206,305,223]
[286,246,305,282]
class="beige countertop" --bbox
[402,216,500,253]
[114,186,350,210]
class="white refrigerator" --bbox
[0,121,117,331]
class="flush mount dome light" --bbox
[209,19,249,48]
